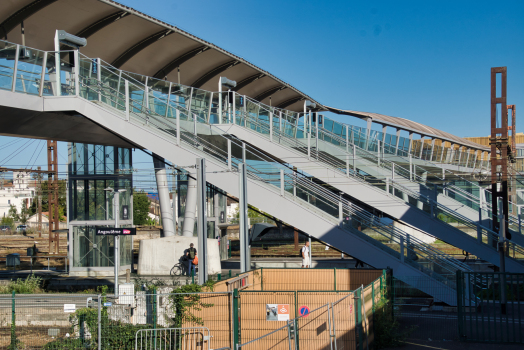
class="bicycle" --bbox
[170,261,198,277]
[170,262,184,276]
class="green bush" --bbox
[374,296,415,349]
[0,274,43,294]
[42,338,86,350]
[169,280,216,328]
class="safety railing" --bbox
[223,104,524,262]
[135,327,211,350]
[0,40,475,286]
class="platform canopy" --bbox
[0,0,484,150]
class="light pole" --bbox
[105,187,126,296]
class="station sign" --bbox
[95,227,136,236]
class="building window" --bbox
[7,200,10,204]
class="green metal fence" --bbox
[457,271,524,343]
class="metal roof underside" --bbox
[0,0,485,150]
[326,107,489,151]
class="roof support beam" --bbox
[191,60,240,88]
[75,10,129,39]
[153,45,209,79]
[233,73,265,92]
[254,85,286,102]
[0,0,58,40]
[112,29,173,68]
[276,96,304,109]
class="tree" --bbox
[19,201,29,224]
[230,205,269,224]
[8,204,18,222]
[133,190,150,225]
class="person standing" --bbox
[301,241,310,268]
[185,243,197,276]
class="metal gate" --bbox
[135,327,211,350]
[457,271,524,343]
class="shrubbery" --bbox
[0,274,43,294]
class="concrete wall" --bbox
[137,235,221,275]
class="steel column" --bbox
[197,158,208,284]
[239,163,249,272]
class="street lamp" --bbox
[104,187,126,296]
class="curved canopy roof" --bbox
[0,0,486,151]
[326,107,489,152]
[0,0,323,112]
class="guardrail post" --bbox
[346,125,349,152]
[339,201,343,226]
[392,163,395,181]
[176,108,180,146]
[96,58,101,101]
[233,288,240,347]
[153,288,157,349]
[39,51,47,97]
[409,155,413,181]
[125,80,129,121]
[270,111,273,142]
[377,140,381,166]
[346,154,350,177]
[385,177,389,195]
[280,169,284,196]
[279,111,282,132]
[227,139,232,170]
[12,45,19,92]
[307,130,311,160]
[400,236,405,262]
[353,146,356,174]
[74,50,79,97]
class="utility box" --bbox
[7,253,20,267]
[118,283,135,306]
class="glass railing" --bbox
[228,107,524,259]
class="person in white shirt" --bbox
[301,241,310,268]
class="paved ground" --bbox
[387,340,524,350]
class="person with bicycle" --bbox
[185,243,197,277]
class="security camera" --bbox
[56,30,87,48]
[220,77,237,89]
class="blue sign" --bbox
[104,302,112,307]
[299,306,310,317]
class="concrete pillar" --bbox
[182,176,197,237]
[153,154,175,237]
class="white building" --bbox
[0,172,37,218]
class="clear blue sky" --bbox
[0,0,523,179]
